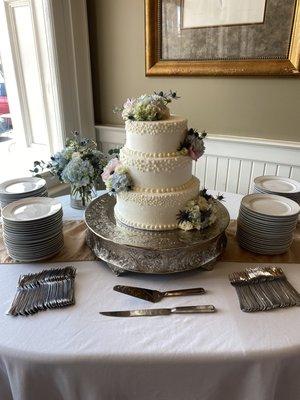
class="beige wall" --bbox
[87,0,300,142]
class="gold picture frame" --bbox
[145,0,300,76]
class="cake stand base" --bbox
[84,194,230,275]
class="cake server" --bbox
[113,285,205,303]
[100,305,215,317]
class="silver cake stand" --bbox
[84,194,230,275]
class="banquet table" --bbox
[0,191,300,400]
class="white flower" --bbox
[72,152,81,159]
[194,222,202,230]
[189,211,201,222]
[115,165,128,174]
[178,220,194,231]
[186,200,196,209]
[120,93,171,121]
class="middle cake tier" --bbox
[115,176,200,230]
[119,147,193,189]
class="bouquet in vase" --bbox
[32,132,106,209]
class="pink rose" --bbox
[188,145,202,161]
[124,98,134,108]
[101,157,121,181]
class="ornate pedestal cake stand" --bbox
[84,194,230,275]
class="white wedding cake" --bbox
[115,116,199,230]
[102,92,215,232]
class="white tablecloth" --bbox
[0,192,299,400]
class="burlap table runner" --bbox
[0,220,299,264]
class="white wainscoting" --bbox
[96,125,300,195]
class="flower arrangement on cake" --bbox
[114,90,179,121]
[32,132,106,209]
[177,189,224,231]
[178,128,206,161]
[101,157,133,196]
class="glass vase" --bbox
[70,184,97,210]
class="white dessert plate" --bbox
[241,194,300,217]
[7,243,64,262]
[239,208,298,225]
[6,236,63,249]
[237,240,289,255]
[237,237,291,251]
[237,224,294,239]
[2,209,63,226]
[0,177,46,196]
[2,197,62,222]
[3,222,63,236]
[236,230,292,246]
[254,176,300,194]
[3,230,63,244]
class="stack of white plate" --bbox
[2,197,63,262]
[0,177,48,208]
[237,193,300,255]
[254,176,300,204]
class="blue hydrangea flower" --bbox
[109,171,132,195]
[61,157,94,188]
[51,151,69,170]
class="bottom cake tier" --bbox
[114,177,200,230]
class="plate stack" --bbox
[237,193,300,255]
[254,176,300,204]
[0,177,48,209]
[2,197,63,262]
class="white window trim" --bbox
[1,0,95,192]
[45,0,96,143]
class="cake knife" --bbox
[100,305,215,317]
[113,285,205,303]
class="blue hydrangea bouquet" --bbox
[32,132,106,209]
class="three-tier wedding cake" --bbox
[102,91,216,232]
[115,117,199,230]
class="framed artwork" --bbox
[145,0,300,76]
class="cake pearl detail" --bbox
[125,115,188,154]
[120,148,191,173]
[120,147,181,158]
[115,177,200,230]
[133,178,196,194]
[117,177,199,207]
[125,116,187,136]
[115,209,178,231]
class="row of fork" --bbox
[8,267,76,316]
[229,267,300,312]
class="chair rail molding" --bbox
[96,124,300,195]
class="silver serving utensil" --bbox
[100,305,216,317]
[113,285,205,303]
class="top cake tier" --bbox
[125,115,187,153]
